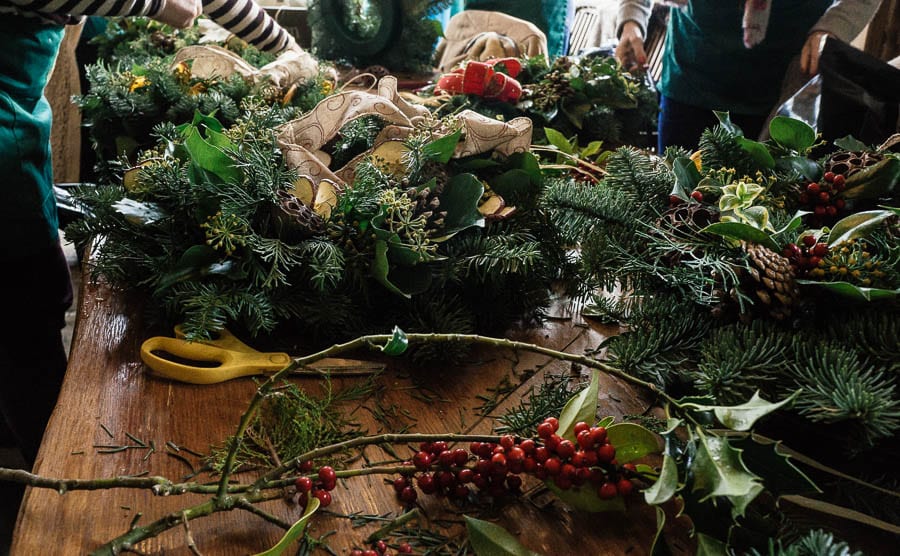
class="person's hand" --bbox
[615,21,647,72]
[800,31,830,76]
[260,43,320,87]
[152,0,202,29]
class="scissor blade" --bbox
[289,357,386,376]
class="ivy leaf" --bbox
[701,222,780,252]
[606,423,660,463]
[795,280,900,301]
[691,429,762,501]
[827,209,895,247]
[434,173,485,240]
[371,239,411,298]
[464,516,540,556]
[155,244,223,292]
[834,135,870,152]
[644,454,679,505]
[424,129,463,163]
[557,370,599,440]
[671,157,701,200]
[379,326,409,356]
[695,533,728,556]
[546,481,625,512]
[544,128,574,154]
[775,156,822,182]
[682,391,799,431]
[769,116,816,152]
[252,496,320,556]
[737,137,776,169]
[183,126,242,184]
[732,435,819,497]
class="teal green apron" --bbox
[465,0,569,58]
[0,16,64,256]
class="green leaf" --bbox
[543,127,574,154]
[775,210,812,237]
[545,481,626,512]
[606,423,660,463]
[775,156,822,182]
[424,129,463,163]
[695,533,728,556]
[155,245,222,291]
[557,370,599,441]
[371,240,411,298]
[650,507,672,556]
[252,496,320,556]
[644,454,679,505]
[560,101,593,129]
[827,209,895,247]
[795,280,900,301]
[683,391,799,431]
[190,110,225,133]
[737,137,776,169]
[713,111,743,136]
[580,140,604,158]
[671,157,701,199]
[701,222,780,252]
[597,416,615,428]
[183,126,242,184]
[464,516,540,556]
[691,429,762,501]
[738,206,772,231]
[834,135,869,151]
[380,326,409,356]
[842,158,900,199]
[435,173,485,239]
[732,435,819,497]
[769,116,816,151]
[112,198,166,225]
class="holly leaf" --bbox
[737,137,776,169]
[644,454,679,505]
[827,209,895,247]
[464,516,540,556]
[691,430,762,502]
[682,391,799,432]
[379,326,409,356]
[424,129,463,163]
[545,481,626,513]
[732,435,819,497]
[543,127,574,154]
[795,280,900,301]
[557,370,599,440]
[252,496,320,556]
[769,116,816,152]
[606,423,660,463]
[701,222,780,252]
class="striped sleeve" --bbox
[3,0,163,17]
[202,0,294,54]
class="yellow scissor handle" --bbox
[140,333,291,385]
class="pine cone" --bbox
[824,150,884,179]
[740,241,800,321]
[272,190,324,238]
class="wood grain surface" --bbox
[12,277,691,555]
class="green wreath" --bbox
[308,0,451,72]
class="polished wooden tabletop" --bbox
[12,275,690,555]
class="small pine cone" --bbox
[824,150,884,179]
[740,241,800,320]
[273,190,324,237]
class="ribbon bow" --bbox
[434,58,524,103]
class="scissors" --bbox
[140,326,384,385]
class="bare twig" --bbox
[182,511,204,556]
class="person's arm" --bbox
[801,0,881,75]
[202,0,296,54]
[4,0,200,28]
[615,0,652,71]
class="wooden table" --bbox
[12,276,690,555]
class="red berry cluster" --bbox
[390,418,634,509]
[293,462,337,508]
[349,540,413,556]
[798,171,846,220]
[783,235,829,276]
